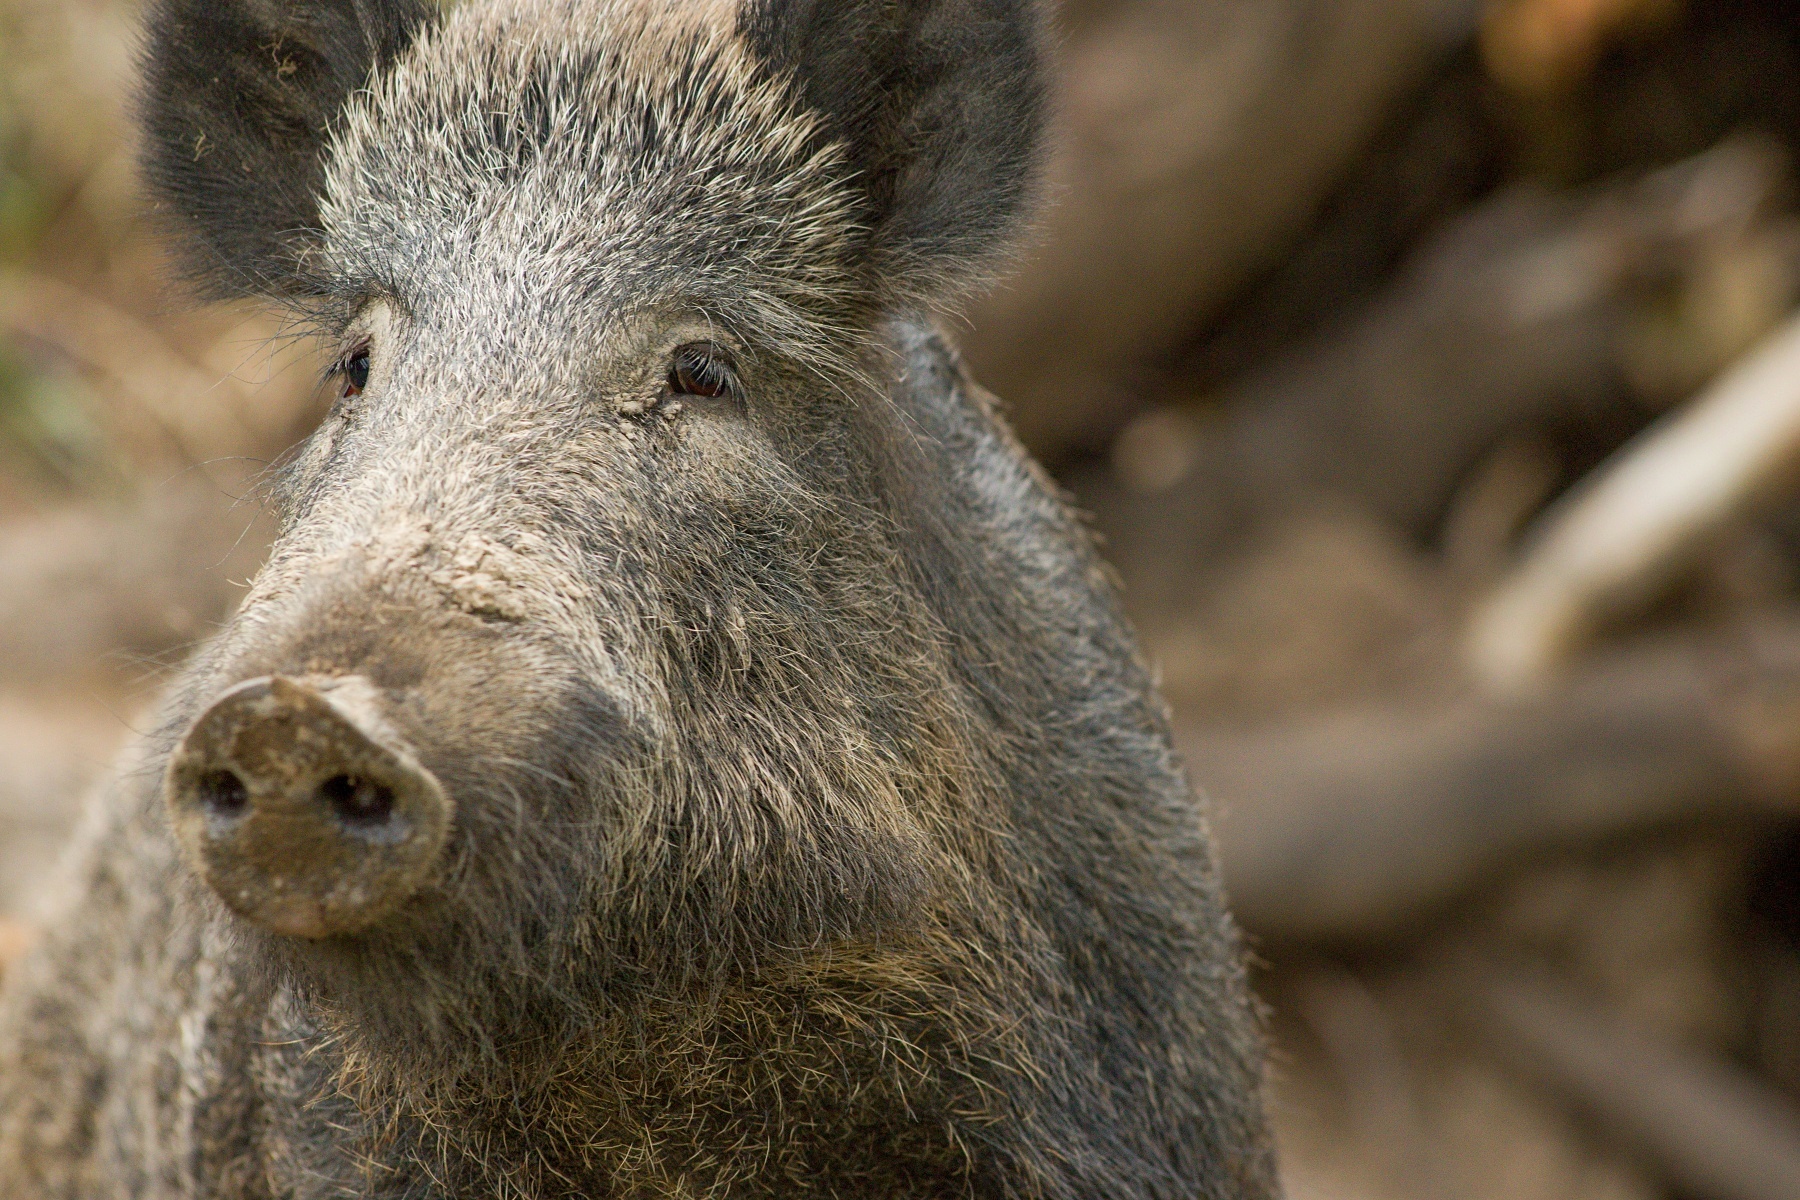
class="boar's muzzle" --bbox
[166,675,452,940]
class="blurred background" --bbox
[5,0,1800,1196]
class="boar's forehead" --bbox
[316,0,864,338]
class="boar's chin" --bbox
[236,909,548,1080]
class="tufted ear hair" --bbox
[738,0,1048,306]
[139,0,436,299]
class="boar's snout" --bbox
[166,675,452,940]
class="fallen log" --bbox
[1191,620,1800,943]
[1214,136,1792,534]
[1472,970,1800,1200]
[964,0,1483,458]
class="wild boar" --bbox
[0,0,1278,1195]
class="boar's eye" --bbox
[668,343,737,401]
[336,344,372,399]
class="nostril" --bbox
[318,773,398,829]
[196,770,249,820]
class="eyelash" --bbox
[667,342,738,401]
[333,343,372,398]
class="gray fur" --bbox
[0,1,1278,1195]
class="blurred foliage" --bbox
[0,0,170,502]
[0,20,76,491]
[0,9,46,482]
[0,344,116,495]
[0,112,47,266]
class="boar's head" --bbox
[141,0,1044,1072]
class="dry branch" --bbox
[1217,137,1790,530]
[1470,308,1800,695]
[1481,0,1683,98]
[1191,621,1800,943]
[1085,137,1791,616]
[1473,970,1800,1200]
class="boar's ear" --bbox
[739,0,1047,304]
[139,0,435,299]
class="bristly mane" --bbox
[317,3,873,375]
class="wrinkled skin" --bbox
[0,1,1280,1196]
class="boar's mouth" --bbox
[165,675,453,940]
